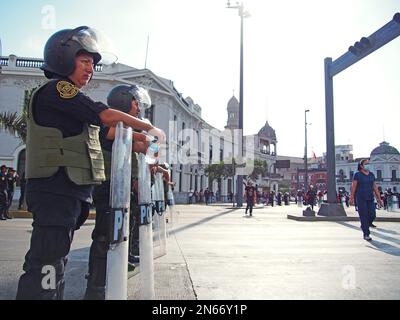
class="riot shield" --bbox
[152,172,166,258]
[138,153,155,299]
[106,122,132,300]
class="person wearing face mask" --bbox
[350,159,383,241]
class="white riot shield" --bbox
[138,153,155,300]
[152,173,166,258]
[106,122,132,300]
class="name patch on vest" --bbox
[56,81,79,99]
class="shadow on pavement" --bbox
[375,227,399,235]
[366,240,400,257]
[171,207,241,235]
[336,221,400,254]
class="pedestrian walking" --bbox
[350,159,383,241]
[244,181,256,216]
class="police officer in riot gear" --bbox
[84,84,150,300]
[16,26,165,300]
[0,165,8,220]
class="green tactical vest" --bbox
[25,86,106,185]
[103,148,138,181]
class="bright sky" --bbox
[1,0,399,159]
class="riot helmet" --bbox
[107,84,152,114]
[41,26,116,79]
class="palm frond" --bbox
[0,111,27,143]
[0,88,34,144]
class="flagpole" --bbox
[144,35,149,69]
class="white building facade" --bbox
[0,55,282,203]
[0,55,215,203]
[336,142,400,193]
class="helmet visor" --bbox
[72,27,117,65]
[129,86,152,111]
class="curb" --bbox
[8,210,97,220]
[287,214,400,222]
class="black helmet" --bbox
[107,84,152,114]
[41,26,102,79]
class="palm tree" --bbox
[0,88,34,143]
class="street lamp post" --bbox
[226,1,249,207]
[304,109,310,192]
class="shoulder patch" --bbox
[56,81,79,99]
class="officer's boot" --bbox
[84,238,107,300]
[84,280,105,300]
[5,207,12,219]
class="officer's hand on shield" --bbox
[133,140,149,154]
[132,131,148,142]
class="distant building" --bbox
[334,142,400,193]
[223,95,281,193]
[0,54,212,203]
[0,54,283,203]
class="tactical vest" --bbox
[25,86,106,185]
[103,148,138,181]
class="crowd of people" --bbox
[188,188,219,205]
[186,183,400,213]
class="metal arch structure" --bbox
[319,13,400,217]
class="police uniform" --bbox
[6,171,17,217]
[15,77,107,300]
[129,155,140,263]
[84,126,139,299]
[0,171,8,220]
[84,84,149,300]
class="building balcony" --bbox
[0,55,103,72]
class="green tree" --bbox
[0,88,34,143]
[205,161,225,189]
[248,159,268,181]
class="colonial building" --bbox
[223,95,281,193]
[0,54,214,203]
[0,54,282,203]
[337,142,400,193]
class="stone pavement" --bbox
[1,203,400,300]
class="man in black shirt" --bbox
[16,26,165,300]
[245,181,256,216]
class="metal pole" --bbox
[236,3,244,207]
[324,58,337,204]
[304,109,310,193]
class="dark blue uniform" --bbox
[6,173,17,215]
[85,127,140,299]
[85,126,111,299]
[353,171,376,237]
[0,172,8,220]
[16,77,108,300]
